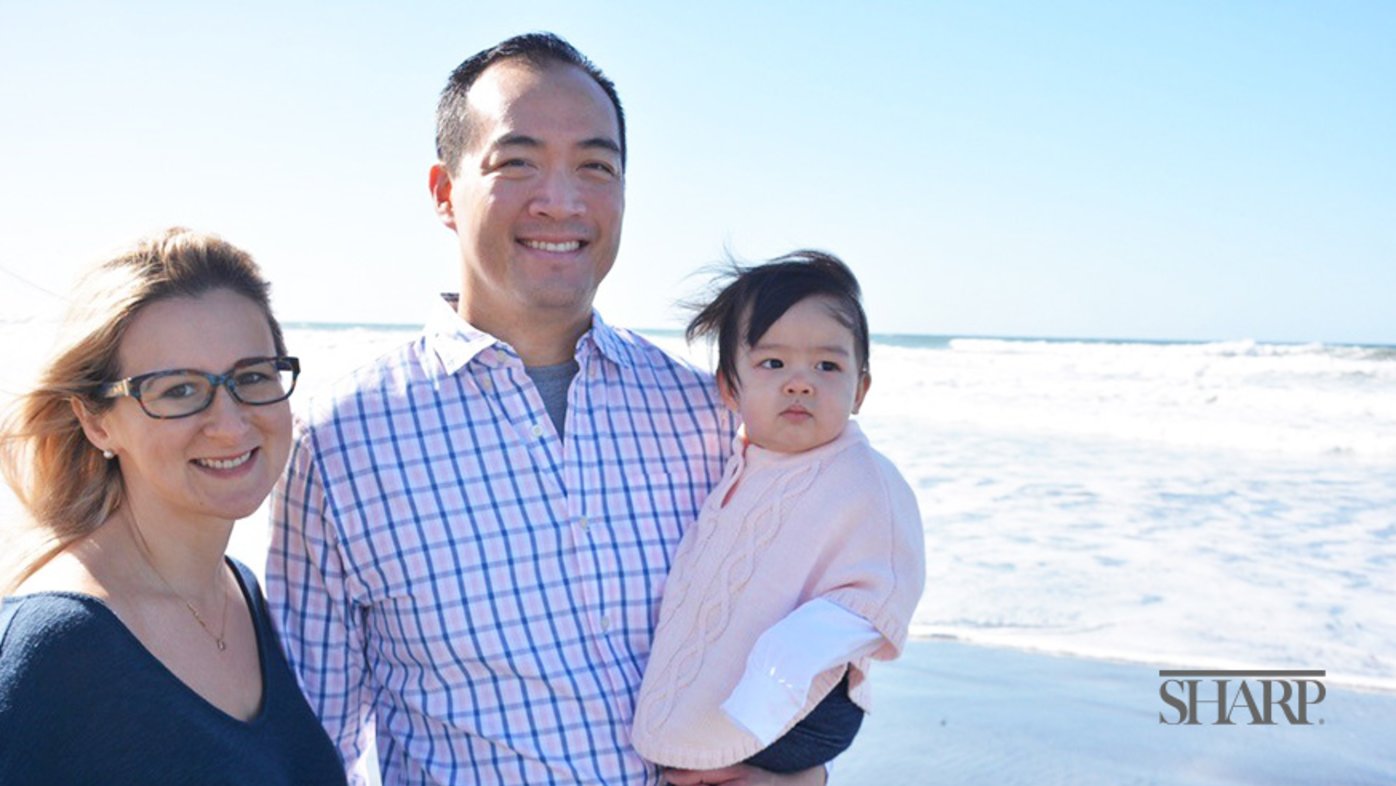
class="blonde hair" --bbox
[1,228,285,593]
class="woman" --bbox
[0,228,346,784]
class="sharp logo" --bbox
[1158,670,1326,726]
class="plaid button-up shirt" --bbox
[268,298,734,785]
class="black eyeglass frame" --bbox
[98,356,301,419]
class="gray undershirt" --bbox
[524,360,579,438]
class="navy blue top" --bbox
[0,559,346,785]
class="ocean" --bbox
[850,333,1395,690]
[3,320,1394,691]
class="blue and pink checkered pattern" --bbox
[268,298,734,785]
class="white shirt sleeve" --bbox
[720,598,884,748]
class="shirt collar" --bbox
[424,293,631,375]
[423,294,498,375]
[582,311,629,367]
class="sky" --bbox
[1,1,1392,344]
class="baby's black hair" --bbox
[686,249,870,394]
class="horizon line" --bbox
[273,321,1396,350]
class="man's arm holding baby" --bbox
[663,763,827,786]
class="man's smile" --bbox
[521,239,584,253]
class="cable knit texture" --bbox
[631,421,925,769]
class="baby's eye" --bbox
[816,361,843,372]
[758,358,784,370]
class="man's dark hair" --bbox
[687,250,871,395]
[435,32,626,175]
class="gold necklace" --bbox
[125,510,231,652]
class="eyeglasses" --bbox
[99,356,300,419]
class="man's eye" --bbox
[758,359,784,369]
[235,371,272,386]
[582,161,618,177]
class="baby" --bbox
[632,250,926,776]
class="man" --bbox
[269,33,826,785]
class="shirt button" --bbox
[530,423,544,438]
[578,516,589,533]
[599,616,611,632]
[479,377,493,393]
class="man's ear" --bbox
[429,163,457,230]
[716,370,741,414]
[851,371,872,414]
[71,397,115,457]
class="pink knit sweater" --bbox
[630,421,925,769]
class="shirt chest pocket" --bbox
[365,529,580,683]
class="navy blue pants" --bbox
[743,672,864,773]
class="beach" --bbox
[838,639,1395,785]
[5,319,1395,783]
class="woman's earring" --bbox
[102,449,115,460]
